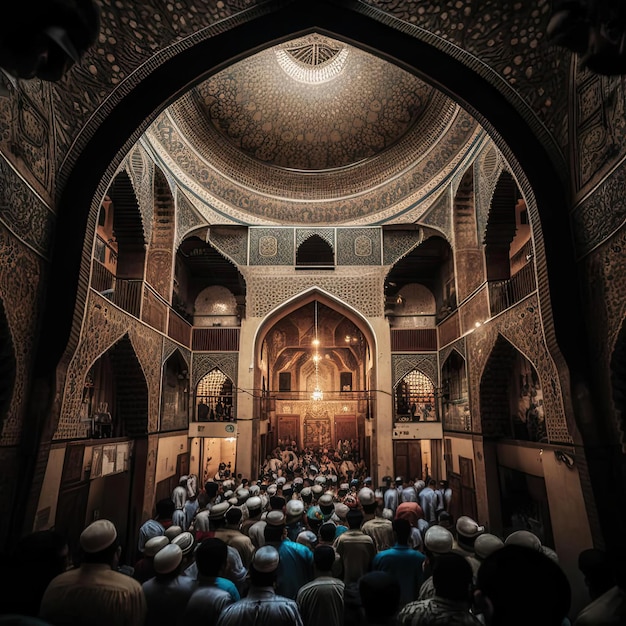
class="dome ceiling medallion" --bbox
[146,33,481,225]
[276,34,349,84]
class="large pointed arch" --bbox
[42,0,579,384]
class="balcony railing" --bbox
[488,261,536,317]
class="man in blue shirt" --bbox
[264,510,314,599]
[372,517,426,609]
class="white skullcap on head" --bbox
[382,508,394,520]
[266,485,277,496]
[311,485,323,496]
[236,488,250,502]
[209,501,231,519]
[249,485,260,496]
[285,499,304,519]
[144,535,170,557]
[318,493,334,508]
[424,525,454,554]
[164,525,182,540]
[276,476,286,486]
[474,533,505,560]
[252,545,280,573]
[414,480,425,490]
[171,531,195,555]
[296,530,318,550]
[266,510,286,526]
[247,496,263,512]
[505,530,542,551]
[358,487,376,506]
[80,519,117,554]
[153,543,183,574]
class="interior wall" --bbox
[446,434,475,475]
[496,441,592,618]
[203,437,237,484]
[155,432,189,485]
[34,445,66,531]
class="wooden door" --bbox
[334,415,356,447]
[277,415,300,448]
[56,483,89,565]
[393,440,422,482]
[459,456,478,520]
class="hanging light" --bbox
[312,301,323,401]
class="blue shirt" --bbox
[271,539,314,600]
[372,543,426,607]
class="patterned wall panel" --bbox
[392,354,438,387]
[573,62,626,194]
[163,337,191,367]
[364,0,570,156]
[439,336,467,370]
[296,229,334,250]
[572,159,626,260]
[337,228,381,265]
[208,227,249,267]
[420,190,452,243]
[124,144,155,245]
[249,228,293,265]
[580,225,626,448]
[382,229,425,266]
[56,292,163,440]
[466,295,571,444]
[475,144,506,243]
[244,266,386,318]
[0,80,54,200]
[0,156,54,259]
[192,352,239,390]
[175,190,205,250]
[142,288,168,333]
[438,312,461,349]
[0,224,45,445]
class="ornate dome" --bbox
[145,32,482,225]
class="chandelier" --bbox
[311,301,323,401]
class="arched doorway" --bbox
[254,293,376,482]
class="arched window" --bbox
[395,369,435,422]
[196,368,235,422]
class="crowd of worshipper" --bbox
[2,457,626,626]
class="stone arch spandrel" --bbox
[392,354,438,388]
[244,266,386,319]
[0,225,43,445]
[57,292,162,439]
[192,353,239,391]
[467,294,570,444]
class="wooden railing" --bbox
[488,261,536,316]
[91,259,115,294]
[192,327,240,351]
[391,328,438,352]
[112,279,142,318]
[168,310,192,347]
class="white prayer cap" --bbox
[144,535,169,557]
[252,545,279,573]
[474,533,505,559]
[424,525,454,554]
[247,496,263,512]
[171,531,195,555]
[285,499,304,520]
[358,487,376,506]
[80,519,117,554]
[505,530,542,551]
[164,525,182,540]
[153,543,183,574]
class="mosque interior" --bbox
[2,0,626,617]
